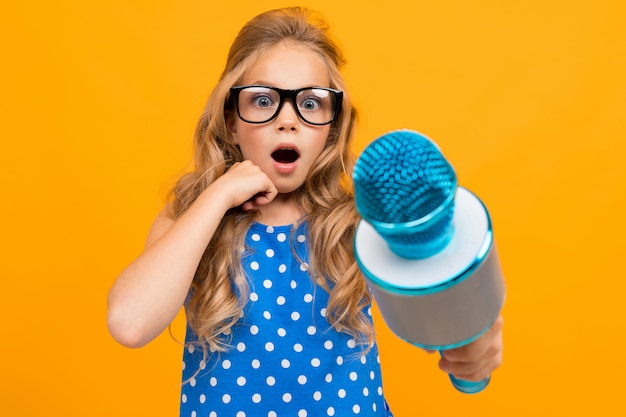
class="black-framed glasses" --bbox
[230,85,343,126]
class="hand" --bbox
[212,160,278,211]
[438,315,504,382]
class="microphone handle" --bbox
[440,351,491,394]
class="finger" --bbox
[440,347,503,382]
[241,186,278,211]
[443,315,503,362]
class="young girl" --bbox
[107,7,503,417]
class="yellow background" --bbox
[2,0,625,415]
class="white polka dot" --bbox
[353,404,361,414]
[200,360,206,370]
[377,355,381,363]
[373,403,377,412]
[294,343,303,352]
[338,389,346,398]
[222,393,231,403]
[263,279,272,288]
[311,358,321,367]
[237,376,247,386]
[210,377,217,386]
[252,393,262,403]
[237,342,246,352]
[300,262,309,271]
[378,386,383,395]
[370,371,375,380]
[182,360,186,370]
[250,325,259,335]
[265,342,274,352]
[361,355,367,364]
[252,233,261,241]
[276,296,286,305]
[237,412,246,417]
[200,394,206,403]
[268,412,277,417]
[367,307,373,316]
[222,359,231,369]
[325,373,332,383]
[290,280,297,289]
[298,375,307,384]
[304,293,313,303]
[281,359,291,368]
[324,340,333,349]
[313,391,322,401]
[307,326,316,335]
[250,292,259,302]
[347,339,356,348]
[252,359,261,369]
[266,249,275,258]
[263,311,272,320]
[277,232,286,242]
[283,393,292,403]
[327,406,335,416]
[279,264,287,273]
[277,328,286,337]
[336,356,344,365]
[181,394,187,403]
[189,377,196,387]
[187,344,195,353]
[297,234,306,243]
[363,387,369,396]
[320,308,327,317]
[350,371,358,381]
[266,226,275,233]
[251,261,260,270]
[291,312,300,321]
[266,376,276,386]
[298,410,308,417]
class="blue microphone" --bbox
[353,130,506,394]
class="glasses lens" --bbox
[237,87,280,123]
[296,88,336,124]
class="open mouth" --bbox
[271,148,300,164]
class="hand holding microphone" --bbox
[353,130,505,393]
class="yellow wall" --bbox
[2,0,625,415]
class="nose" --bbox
[275,100,299,131]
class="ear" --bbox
[226,112,239,145]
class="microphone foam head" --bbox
[353,130,457,259]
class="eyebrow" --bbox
[243,80,330,89]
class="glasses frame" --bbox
[230,85,343,126]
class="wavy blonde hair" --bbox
[170,7,372,357]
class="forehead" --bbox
[241,42,330,89]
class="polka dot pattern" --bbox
[181,222,392,416]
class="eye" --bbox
[300,97,321,111]
[252,95,275,108]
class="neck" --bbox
[257,193,303,226]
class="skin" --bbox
[228,41,332,225]
[107,40,503,383]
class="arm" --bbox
[107,161,277,348]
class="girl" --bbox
[107,7,503,417]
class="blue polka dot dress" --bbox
[180,222,393,417]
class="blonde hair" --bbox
[170,7,372,358]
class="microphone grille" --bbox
[353,130,457,258]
